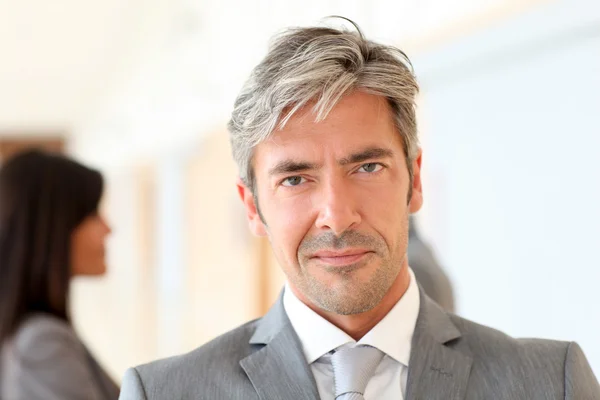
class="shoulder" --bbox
[130,318,261,397]
[450,313,570,358]
[447,314,600,395]
[136,317,260,377]
[448,313,571,388]
[2,314,103,400]
[10,313,82,358]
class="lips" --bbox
[310,249,373,266]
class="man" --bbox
[408,216,455,312]
[120,21,599,399]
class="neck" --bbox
[298,264,411,341]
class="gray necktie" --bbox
[331,345,384,400]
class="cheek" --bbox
[265,195,314,264]
[75,229,105,257]
[72,237,90,264]
[70,233,89,274]
[71,236,82,261]
[358,181,410,246]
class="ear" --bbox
[236,178,267,237]
[409,149,423,214]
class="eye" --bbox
[281,176,306,187]
[357,163,383,173]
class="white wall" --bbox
[415,0,600,374]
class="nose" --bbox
[314,178,361,236]
[101,217,112,235]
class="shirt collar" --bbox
[283,268,420,367]
[283,283,353,364]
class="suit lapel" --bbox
[405,291,473,400]
[241,287,473,400]
[240,295,320,400]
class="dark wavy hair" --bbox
[0,150,104,344]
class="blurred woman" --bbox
[0,150,119,399]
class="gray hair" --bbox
[228,20,420,192]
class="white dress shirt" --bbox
[283,268,420,400]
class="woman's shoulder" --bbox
[2,315,115,400]
[10,313,81,357]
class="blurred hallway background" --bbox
[1,0,599,380]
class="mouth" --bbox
[310,249,374,267]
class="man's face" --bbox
[238,91,423,315]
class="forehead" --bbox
[254,92,403,169]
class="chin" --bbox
[312,287,381,315]
[82,265,107,277]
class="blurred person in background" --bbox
[407,216,455,313]
[120,19,599,399]
[0,150,119,400]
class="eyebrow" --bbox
[268,146,395,177]
[339,147,395,165]
[268,160,320,177]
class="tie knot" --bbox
[331,345,384,399]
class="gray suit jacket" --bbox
[120,289,599,399]
[1,313,120,400]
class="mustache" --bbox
[298,230,384,255]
